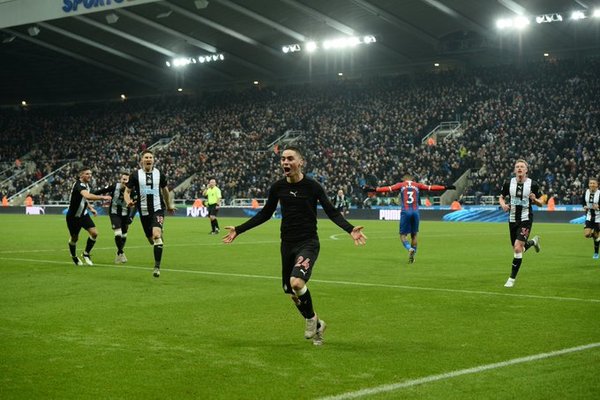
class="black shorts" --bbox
[66,214,95,236]
[208,204,219,217]
[280,237,320,294]
[584,221,600,231]
[509,221,533,245]
[140,211,165,238]
[110,214,130,233]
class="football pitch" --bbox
[1,214,599,399]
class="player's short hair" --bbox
[515,159,529,168]
[402,174,413,181]
[589,177,598,183]
[141,150,154,157]
[79,166,91,174]
[283,146,304,160]
[120,171,130,176]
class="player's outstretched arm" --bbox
[222,226,238,244]
[350,226,367,246]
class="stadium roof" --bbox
[1,0,599,104]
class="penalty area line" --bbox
[316,342,600,400]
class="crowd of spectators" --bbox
[0,58,598,206]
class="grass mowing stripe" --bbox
[317,342,600,400]
[2,255,599,304]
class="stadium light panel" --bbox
[543,53,549,57]
[167,54,224,67]
[177,88,183,92]
[27,26,40,36]
[282,35,375,54]
[105,13,119,24]
[21,100,27,106]
[337,72,343,76]
[594,9,600,18]
[571,11,585,20]
[496,18,512,29]
[253,81,259,85]
[514,16,530,29]
[434,63,440,67]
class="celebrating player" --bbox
[124,150,176,278]
[66,167,111,266]
[222,146,366,345]
[581,177,600,259]
[363,174,454,264]
[93,172,136,264]
[498,159,542,287]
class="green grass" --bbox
[0,215,599,399]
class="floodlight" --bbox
[571,11,585,20]
[21,100,27,106]
[165,61,171,67]
[194,0,209,9]
[120,94,126,100]
[593,9,600,18]
[305,41,317,52]
[198,56,205,63]
[105,13,119,24]
[496,18,511,29]
[27,26,40,36]
[543,53,549,57]
[434,63,440,67]
[177,88,183,92]
[282,46,290,53]
[535,16,545,23]
[363,35,376,44]
[219,54,224,60]
[514,16,530,29]
[337,72,343,76]
[253,81,259,85]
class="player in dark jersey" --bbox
[124,150,175,278]
[581,177,600,259]
[93,172,136,264]
[499,159,543,287]
[222,146,367,346]
[363,175,454,264]
[66,167,111,266]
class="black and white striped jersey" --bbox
[582,189,600,223]
[67,180,91,218]
[501,177,540,223]
[94,183,129,217]
[127,168,167,216]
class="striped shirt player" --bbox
[93,172,136,264]
[581,177,600,258]
[368,175,452,264]
[66,167,111,266]
[499,159,543,288]
[124,150,175,278]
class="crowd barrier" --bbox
[0,205,586,224]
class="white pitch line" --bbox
[316,342,600,400]
[1,256,599,304]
